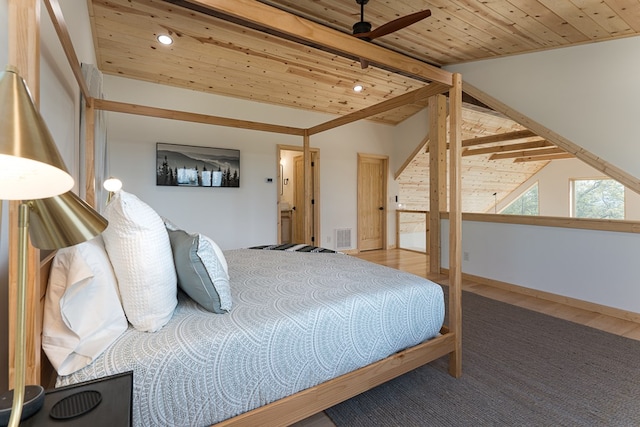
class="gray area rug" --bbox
[325,291,640,426]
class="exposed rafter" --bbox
[462,130,537,147]
[463,140,552,157]
[489,147,566,161]
[514,153,575,163]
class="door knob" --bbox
[378,207,384,210]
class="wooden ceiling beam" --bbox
[462,129,537,147]
[43,0,90,103]
[490,147,565,160]
[514,153,575,162]
[309,82,450,135]
[463,140,553,156]
[187,0,453,86]
[93,99,307,136]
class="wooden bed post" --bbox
[428,94,446,274]
[7,0,42,388]
[448,73,463,377]
[85,97,97,208]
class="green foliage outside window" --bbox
[501,183,539,216]
[573,179,624,219]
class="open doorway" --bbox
[277,145,320,245]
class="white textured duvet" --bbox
[57,249,444,426]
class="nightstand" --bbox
[21,371,133,426]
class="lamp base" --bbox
[0,385,45,426]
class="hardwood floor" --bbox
[292,248,640,427]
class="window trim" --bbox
[570,177,625,219]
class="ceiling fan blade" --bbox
[365,9,431,40]
[359,58,370,69]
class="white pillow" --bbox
[43,236,128,376]
[167,229,232,313]
[103,191,177,332]
[200,234,228,276]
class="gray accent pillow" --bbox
[168,229,232,313]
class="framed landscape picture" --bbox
[156,143,240,187]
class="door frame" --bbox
[277,144,320,245]
[357,153,388,251]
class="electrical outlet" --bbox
[463,251,469,261]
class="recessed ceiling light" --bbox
[157,34,173,45]
[353,84,363,93]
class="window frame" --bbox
[570,177,625,219]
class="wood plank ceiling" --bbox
[88,0,640,212]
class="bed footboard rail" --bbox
[213,331,456,427]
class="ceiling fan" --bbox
[351,0,431,68]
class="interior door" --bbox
[358,154,387,251]
[292,155,305,243]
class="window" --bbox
[571,178,624,219]
[500,183,539,215]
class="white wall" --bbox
[442,219,640,314]
[391,108,429,176]
[497,159,640,219]
[446,36,640,182]
[103,76,398,250]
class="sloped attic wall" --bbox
[445,36,640,184]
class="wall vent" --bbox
[335,228,352,250]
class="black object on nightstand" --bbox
[21,371,132,426]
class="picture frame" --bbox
[156,142,240,187]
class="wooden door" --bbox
[358,154,387,251]
[293,155,305,243]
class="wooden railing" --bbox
[396,209,640,252]
[444,212,640,233]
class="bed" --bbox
[32,250,460,426]
[31,190,454,426]
[11,1,463,426]
[53,247,445,426]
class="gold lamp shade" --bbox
[0,67,74,200]
[27,191,108,250]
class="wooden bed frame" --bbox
[37,256,458,427]
[10,1,463,426]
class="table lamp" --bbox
[0,67,108,426]
[103,177,122,204]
